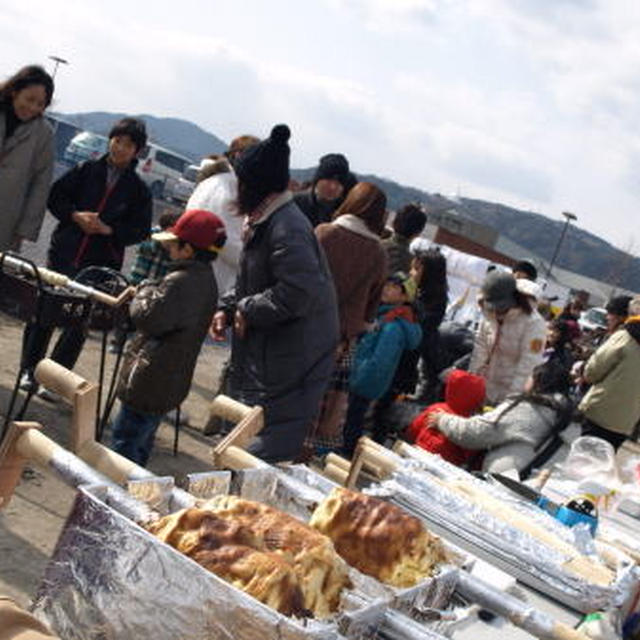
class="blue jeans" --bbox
[111,404,163,467]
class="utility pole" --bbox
[546,211,577,280]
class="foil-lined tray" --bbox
[32,485,344,640]
[368,451,638,613]
[31,474,457,640]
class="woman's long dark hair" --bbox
[496,359,573,424]
[414,247,448,309]
[0,65,54,107]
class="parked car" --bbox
[63,130,109,166]
[136,143,192,199]
[169,164,199,205]
[578,307,607,333]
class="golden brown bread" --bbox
[203,495,351,618]
[148,508,307,616]
[148,507,261,554]
[191,546,306,616]
[147,497,351,618]
[309,487,446,587]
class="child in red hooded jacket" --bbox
[408,369,486,466]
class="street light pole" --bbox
[545,211,577,279]
[48,55,69,80]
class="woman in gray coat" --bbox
[212,125,339,463]
[0,65,55,251]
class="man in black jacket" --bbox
[21,118,152,388]
[294,152,356,227]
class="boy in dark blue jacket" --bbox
[21,118,152,389]
[343,272,422,456]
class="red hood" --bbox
[444,369,486,417]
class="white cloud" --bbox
[1,0,640,249]
[326,0,440,32]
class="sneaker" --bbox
[19,373,37,392]
[37,386,61,403]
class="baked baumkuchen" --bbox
[309,487,447,587]
[147,496,351,618]
[148,507,307,616]
[203,495,351,618]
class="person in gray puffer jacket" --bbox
[113,209,226,466]
[431,359,573,474]
[213,124,339,463]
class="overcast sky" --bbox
[2,0,638,249]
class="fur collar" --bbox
[334,214,381,241]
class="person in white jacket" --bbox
[186,136,259,297]
[188,136,259,436]
[469,271,547,404]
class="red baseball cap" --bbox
[153,209,226,253]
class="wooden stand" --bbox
[209,395,266,470]
[35,360,268,479]
[341,437,401,488]
[0,421,126,510]
[34,359,151,484]
[0,422,44,508]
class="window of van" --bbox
[157,150,188,173]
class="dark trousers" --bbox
[111,404,163,467]
[419,329,441,400]
[370,387,397,445]
[342,393,372,458]
[21,322,88,375]
[581,418,627,450]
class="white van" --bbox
[63,131,109,165]
[169,164,199,205]
[136,143,192,199]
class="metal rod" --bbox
[173,406,180,457]
[456,572,589,640]
[545,212,577,280]
[95,332,108,440]
[0,252,132,306]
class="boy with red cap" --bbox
[111,209,226,465]
[408,369,486,467]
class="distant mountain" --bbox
[300,172,640,292]
[58,111,638,291]
[53,111,227,161]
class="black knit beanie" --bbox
[314,153,350,186]
[234,124,291,197]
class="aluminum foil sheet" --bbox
[32,485,345,640]
[278,464,340,494]
[46,442,154,523]
[127,476,176,514]
[235,467,328,521]
[186,470,232,500]
[370,461,638,613]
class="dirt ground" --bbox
[0,310,227,608]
